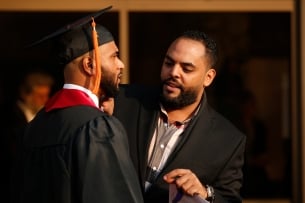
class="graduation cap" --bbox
[28,5,114,94]
[28,5,114,66]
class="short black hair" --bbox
[178,30,218,68]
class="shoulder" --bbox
[205,104,246,141]
[85,114,126,134]
[61,107,127,142]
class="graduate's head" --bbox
[28,6,124,97]
[56,21,124,98]
[54,23,114,66]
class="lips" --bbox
[118,73,123,80]
[166,80,180,88]
[164,81,181,93]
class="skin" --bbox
[100,97,115,115]
[22,85,52,114]
[64,41,123,115]
[160,37,216,199]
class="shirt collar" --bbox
[159,102,201,127]
[63,84,99,108]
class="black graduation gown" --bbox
[12,89,143,203]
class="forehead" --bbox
[100,41,118,53]
[167,38,206,61]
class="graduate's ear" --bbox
[82,56,95,75]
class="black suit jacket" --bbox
[114,84,246,203]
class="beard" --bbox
[160,78,198,110]
[100,70,120,98]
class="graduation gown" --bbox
[114,84,246,203]
[12,89,143,203]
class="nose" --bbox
[168,64,180,77]
[118,58,125,70]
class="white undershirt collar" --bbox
[63,84,99,108]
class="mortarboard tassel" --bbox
[91,17,102,95]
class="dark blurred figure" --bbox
[237,90,270,198]
[8,70,54,158]
[1,69,54,203]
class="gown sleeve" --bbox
[73,115,143,203]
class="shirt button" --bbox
[160,144,165,149]
[153,166,157,171]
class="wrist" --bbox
[205,185,215,202]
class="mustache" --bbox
[118,72,122,78]
[163,78,183,89]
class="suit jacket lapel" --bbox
[161,93,213,170]
[137,100,160,184]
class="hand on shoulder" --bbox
[100,97,114,115]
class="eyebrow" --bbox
[164,55,195,68]
[164,55,174,62]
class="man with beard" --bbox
[114,30,246,203]
[11,6,144,203]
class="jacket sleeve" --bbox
[213,135,246,203]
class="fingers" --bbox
[164,169,207,198]
[100,97,114,115]
[163,169,187,183]
[175,172,203,197]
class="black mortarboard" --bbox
[28,5,114,66]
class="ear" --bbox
[82,56,95,76]
[203,68,216,87]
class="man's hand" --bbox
[100,97,114,115]
[164,169,208,199]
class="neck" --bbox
[166,101,200,123]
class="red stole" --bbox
[45,89,98,112]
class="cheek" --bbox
[185,76,205,87]
[104,68,117,81]
[101,61,112,73]
[160,67,169,78]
